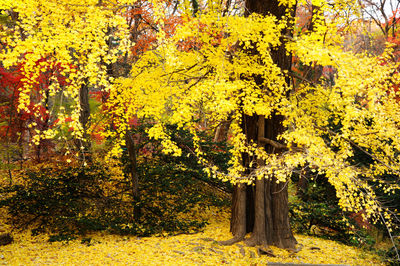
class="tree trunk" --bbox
[74,80,91,160]
[228,0,297,249]
[213,119,232,143]
[125,132,141,220]
[223,183,246,244]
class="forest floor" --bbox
[0,207,384,265]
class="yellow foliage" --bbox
[2,0,400,243]
[101,0,400,227]
[0,0,130,144]
[0,209,383,265]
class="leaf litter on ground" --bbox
[0,207,384,265]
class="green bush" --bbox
[289,176,352,243]
[1,164,112,238]
[0,126,232,241]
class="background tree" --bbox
[0,0,130,164]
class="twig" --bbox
[379,211,400,262]
[314,125,400,176]
[258,137,287,149]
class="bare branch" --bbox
[258,137,288,149]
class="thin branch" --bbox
[272,179,289,194]
[379,211,400,261]
[315,125,400,176]
[287,71,317,86]
[258,137,287,149]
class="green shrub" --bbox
[0,125,231,241]
[289,177,352,243]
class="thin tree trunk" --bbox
[74,80,91,160]
[125,132,141,220]
[213,119,232,143]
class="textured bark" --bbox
[79,83,90,143]
[221,183,246,245]
[213,119,232,143]
[228,0,297,249]
[230,183,255,237]
[296,171,308,200]
[264,115,296,248]
[245,116,267,246]
[229,114,257,237]
[239,115,296,249]
[271,177,295,248]
[245,184,255,233]
[126,132,141,220]
[245,177,267,246]
[74,81,91,159]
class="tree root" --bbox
[257,247,276,257]
[244,237,257,247]
[244,233,269,247]
[218,235,245,245]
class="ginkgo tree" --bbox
[106,0,400,251]
[1,0,400,257]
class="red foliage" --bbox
[126,1,184,56]
[384,8,400,58]
[349,211,372,231]
[0,58,70,160]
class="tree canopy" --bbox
[1,0,400,257]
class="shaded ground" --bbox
[0,208,383,265]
